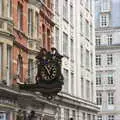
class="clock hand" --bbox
[44,66,50,75]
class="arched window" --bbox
[17,54,23,82]
[7,0,12,17]
[17,3,23,30]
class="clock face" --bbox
[41,63,58,81]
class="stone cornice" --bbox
[56,92,99,113]
[0,85,99,113]
[0,30,15,40]
[96,45,120,51]
[0,85,57,108]
[95,27,120,33]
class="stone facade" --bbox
[53,0,99,119]
[95,0,120,120]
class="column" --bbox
[3,43,7,83]
[3,0,8,31]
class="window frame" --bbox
[108,92,114,105]
[108,35,112,45]
[96,73,101,85]
[96,91,102,105]
[107,54,112,65]
[28,8,33,37]
[100,14,109,27]
[96,36,101,46]
[17,3,23,30]
[108,73,113,84]
[96,55,101,65]
[63,0,68,20]
[63,32,68,57]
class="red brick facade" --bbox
[40,0,54,50]
[12,0,54,84]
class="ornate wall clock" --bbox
[40,62,59,81]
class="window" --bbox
[72,110,75,120]
[63,69,69,92]
[71,72,74,94]
[96,91,102,105]
[55,0,59,14]
[91,82,93,101]
[97,116,102,120]
[90,0,92,12]
[81,45,83,66]
[0,44,2,80]
[7,46,11,85]
[108,73,113,84]
[82,113,85,120]
[101,0,110,12]
[28,59,34,83]
[85,20,89,39]
[96,73,101,85]
[70,4,73,25]
[93,115,95,120]
[90,25,92,42]
[55,27,59,50]
[47,29,50,50]
[0,112,6,120]
[35,12,39,37]
[7,0,12,17]
[86,0,90,10]
[108,35,112,45]
[42,25,45,47]
[80,14,83,34]
[107,54,112,65]
[64,108,69,120]
[108,115,114,120]
[17,55,23,82]
[63,32,68,56]
[17,3,23,30]
[86,50,89,68]
[0,0,3,16]
[70,39,73,60]
[47,0,51,8]
[86,80,90,100]
[81,77,84,98]
[90,53,93,70]
[100,14,109,27]
[28,8,33,37]
[96,36,101,46]
[63,0,68,20]
[87,114,91,120]
[96,55,101,65]
[108,92,114,105]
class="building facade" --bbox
[0,0,99,120]
[95,0,120,120]
[53,0,99,119]
[0,0,55,119]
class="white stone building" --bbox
[95,0,120,120]
[53,0,99,119]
